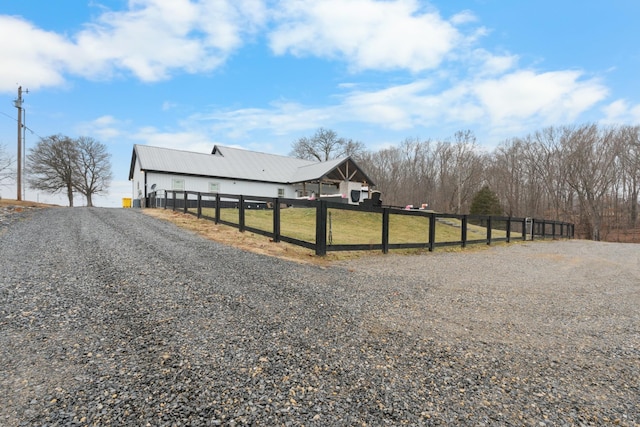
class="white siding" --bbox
[132,157,145,201]
[139,172,298,200]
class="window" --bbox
[172,178,185,191]
[209,182,220,193]
[277,188,285,198]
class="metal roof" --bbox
[129,144,375,186]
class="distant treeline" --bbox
[357,124,640,241]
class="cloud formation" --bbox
[0,0,629,149]
[197,68,608,142]
[74,0,266,81]
[269,0,468,72]
[0,16,73,90]
[601,99,640,124]
[0,0,265,88]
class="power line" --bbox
[0,110,42,139]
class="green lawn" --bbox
[193,206,521,246]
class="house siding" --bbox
[137,171,298,203]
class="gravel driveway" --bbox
[1,207,638,426]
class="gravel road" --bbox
[1,207,638,426]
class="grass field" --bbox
[188,206,519,245]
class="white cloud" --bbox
[469,49,518,76]
[338,69,609,137]
[0,0,266,89]
[194,101,335,139]
[473,70,609,125]
[0,0,623,154]
[0,16,75,91]
[601,99,640,124]
[269,0,468,72]
[341,81,435,129]
[132,126,213,153]
[450,10,477,25]
[75,115,126,141]
[190,68,609,143]
[74,0,266,81]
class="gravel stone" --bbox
[1,207,638,426]
[0,205,41,233]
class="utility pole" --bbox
[23,109,27,200]
[14,86,28,201]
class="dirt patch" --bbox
[0,199,57,208]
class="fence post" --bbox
[382,208,389,254]
[239,195,245,232]
[486,216,492,245]
[164,191,168,210]
[172,191,177,211]
[428,212,436,252]
[215,193,220,224]
[461,215,468,248]
[197,193,202,218]
[506,217,512,243]
[273,198,281,243]
[552,221,557,239]
[183,191,188,214]
[315,200,327,256]
[531,219,535,241]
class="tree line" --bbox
[292,125,640,241]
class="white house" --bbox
[128,144,375,206]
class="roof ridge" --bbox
[137,144,212,156]
[215,144,317,163]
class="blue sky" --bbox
[1,0,639,207]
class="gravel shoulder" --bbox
[1,208,639,426]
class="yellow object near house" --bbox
[122,198,132,208]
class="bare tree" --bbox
[564,124,621,240]
[451,130,484,214]
[397,138,437,208]
[486,139,527,217]
[618,125,640,227]
[359,138,440,208]
[73,137,113,207]
[0,144,14,187]
[530,126,574,220]
[27,135,113,207]
[359,146,404,206]
[27,135,78,206]
[341,138,367,162]
[290,128,366,161]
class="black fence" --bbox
[148,190,574,256]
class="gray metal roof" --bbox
[289,157,349,182]
[129,144,375,186]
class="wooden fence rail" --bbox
[148,190,574,256]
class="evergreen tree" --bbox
[470,185,503,216]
